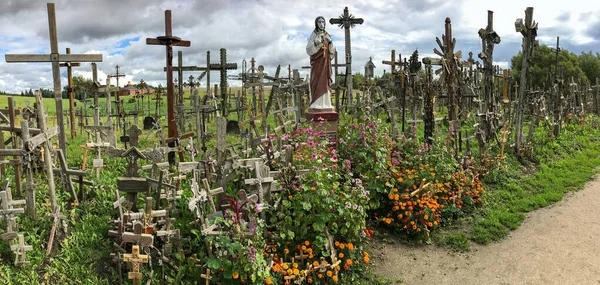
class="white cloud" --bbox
[0,0,599,94]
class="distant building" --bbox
[117,81,155,97]
[364,57,376,79]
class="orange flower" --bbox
[284,248,289,255]
[304,240,310,246]
[334,241,340,247]
[332,275,338,282]
[363,256,370,263]
[313,261,319,267]
[308,277,313,283]
[339,243,345,249]
[347,243,354,250]
[327,271,333,277]
[346,259,353,265]
[233,272,239,279]
[318,273,323,279]
[265,277,272,285]
[338,253,344,258]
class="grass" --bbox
[470,120,600,244]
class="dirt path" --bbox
[373,177,600,285]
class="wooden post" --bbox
[514,7,537,152]
[35,91,58,210]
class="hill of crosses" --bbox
[1,2,600,285]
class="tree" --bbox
[352,73,364,89]
[578,51,600,83]
[510,45,586,89]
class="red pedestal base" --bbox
[306,109,338,147]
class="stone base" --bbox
[306,109,338,147]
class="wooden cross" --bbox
[382,50,402,75]
[478,10,501,143]
[146,9,191,165]
[11,234,32,266]
[46,205,66,256]
[108,65,126,130]
[146,170,175,210]
[330,6,364,105]
[513,7,538,152]
[209,48,237,117]
[52,149,85,205]
[0,190,25,240]
[123,245,149,285]
[200,268,212,285]
[5,3,103,155]
[59,48,81,139]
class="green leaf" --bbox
[223,270,233,279]
[207,257,221,269]
[302,202,312,211]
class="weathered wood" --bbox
[25,126,59,151]
[35,91,58,209]
[5,54,102,62]
[117,177,149,192]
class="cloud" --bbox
[1,0,600,94]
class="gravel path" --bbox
[373,177,600,285]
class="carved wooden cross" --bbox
[146,170,175,210]
[146,9,191,165]
[5,3,103,155]
[330,7,364,105]
[209,48,237,117]
[123,245,149,285]
[478,10,501,143]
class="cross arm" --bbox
[5,54,102,63]
[146,38,191,47]
[208,63,237,70]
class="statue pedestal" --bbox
[306,109,338,147]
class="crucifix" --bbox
[146,9,191,165]
[4,3,103,155]
[59,48,81,139]
[45,205,66,256]
[108,65,126,130]
[330,6,363,107]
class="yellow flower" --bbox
[293,263,298,269]
[293,268,299,275]
[282,263,289,270]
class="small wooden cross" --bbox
[46,205,66,256]
[200,268,212,285]
[123,245,149,285]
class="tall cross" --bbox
[59,48,81,139]
[5,3,103,155]
[478,10,501,142]
[330,6,363,106]
[209,48,237,117]
[108,65,126,129]
[146,10,191,165]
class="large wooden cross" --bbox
[5,3,103,156]
[478,10,501,143]
[59,48,81,139]
[330,6,364,106]
[108,65,126,130]
[146,10,191,165]
[209,48,237,117]
[381,50,402,75]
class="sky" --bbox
[0,0,599,94]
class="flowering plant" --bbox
[205,199,272,284]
